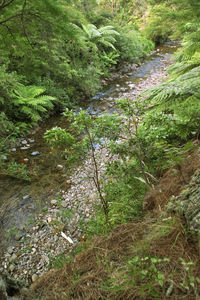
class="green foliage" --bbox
[127,256,169,290]
[143,0,200,43]
[0,160,31,181]
[48,254,71,269]
[79,23,120,50]
[116,25,154,63]
[102,255,170,297]
[12,84,56,122]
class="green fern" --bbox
[80,23,119,49]
[12,84,56,122]
[143,21,200,142]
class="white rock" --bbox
[32,274,38,282]
[21,140,27,145]
[56,164,63,171]
[31,151,40,156]
[7,247,14,255]
[50,199,57,206]
[9,264,15,272]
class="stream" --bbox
[0,41,178,282]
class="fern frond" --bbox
[12,84,57,121]
[98,38,116,50]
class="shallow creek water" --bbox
[0,41,178,253]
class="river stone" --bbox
[56,164,63,171]
[7,247,14,255]
[101,107,106,112]
[31,274,38,282]
[21,140,27,144]
[61,201,68,208]
[51,199,57,206]
[9,265,15,272]
[20,146,29,150]
[14,234,22,241]
[28,138,35,143]
[31,151,40,156]
[11,148,17,152]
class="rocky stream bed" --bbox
[0,42,178,287]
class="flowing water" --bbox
[0,41,178,253]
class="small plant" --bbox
[180,258,200,295]
[127,256,169,290]
[7,226,19,241]
[48,253,71,269]
[45,108,122,223]
[0,160,31,181]
[101,255,170,297]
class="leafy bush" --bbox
[116,25,154,63]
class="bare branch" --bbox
[0,13,21,25]
[0,0,15,11]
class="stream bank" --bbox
[0,42,178,285]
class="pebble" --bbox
[14,234,22,241]
[56,164,64,171]
[9,264,15,272]
[31,151,40,156]
[7,247,14,254]
[61,201,68,208]
[20,146,30,150]
[50,199,57,206]
[32,274,38,282]
[11,148,17,152]
[28,138,35,143]
[21,140,27,145]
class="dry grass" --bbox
[22,149,200,300]
[143,149,200,212]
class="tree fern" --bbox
[80,23,119,49]
[12,84,56,122]
[143,20,200,142]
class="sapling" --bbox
[44,108,122,223]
